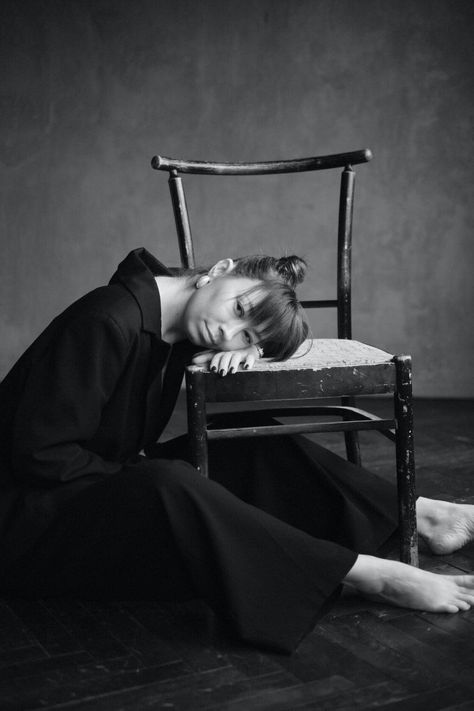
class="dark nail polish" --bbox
[219,369,226,377]
[229,367,235,374]
[211,366,217,373]
[244,364,250,370]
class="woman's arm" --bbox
[11,311,131,484]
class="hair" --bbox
[231,254,307,291]
[232,254,308,360]
[239,279,309,361]
[184,254,309,361]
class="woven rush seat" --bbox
[251,339,393,371]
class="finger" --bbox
[191,350,215,365]
[225,352,244,374]
[217,352,234,376]
[209,352,230,374]
[208,353,221,373]
[211,352,238,376]
[242,352,257,371]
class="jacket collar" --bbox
[109,248,171,335]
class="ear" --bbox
[208,258,235,278]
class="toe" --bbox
[444,603,461,613]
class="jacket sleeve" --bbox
[11,310,132,484]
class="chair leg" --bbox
[344,431,361,465]
[185,370,210,478]
[342,396,362,465]
[394,355,418,566]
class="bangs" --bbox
[242,282,309,361]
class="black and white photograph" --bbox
[1,1,473,708]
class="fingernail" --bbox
[244,364,250,370]
[229,367,235,374]
[219,369,226,377]
[210,366,217,373]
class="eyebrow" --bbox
[239,290,262,311]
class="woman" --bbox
[0,247,473,653]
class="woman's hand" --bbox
[192,345,262,376]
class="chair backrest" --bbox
[151,149,372,340]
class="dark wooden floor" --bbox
[1,398,473,710]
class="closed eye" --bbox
[243,330,253,346]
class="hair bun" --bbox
[276,255,307,288]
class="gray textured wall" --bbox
[1,0,473,396]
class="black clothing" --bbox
[0,249,195,560]
[0,248,398,653]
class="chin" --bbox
[190,334,208,349]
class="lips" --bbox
[204,323,217,347]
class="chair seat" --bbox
[253,338,393,371]
[186,339,397,402]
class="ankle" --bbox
[343,555,383,589]
[416,497,443,533]
[416,497,458,539]
[416,496,435,520]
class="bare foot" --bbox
[417,497,474,555]
[344,555,474,613]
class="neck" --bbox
[154,275,192,343]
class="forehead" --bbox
[217,275,262,299]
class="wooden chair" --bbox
[151,150,418,566]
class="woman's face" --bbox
[182,275,263,351]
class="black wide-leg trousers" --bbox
[2,435,399,653]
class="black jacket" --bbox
[0,248,195,561]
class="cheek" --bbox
[226,333,246,350]
[181,302,199,339]
[187,290,207,318]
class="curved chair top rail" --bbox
[151,149,372,176]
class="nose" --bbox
[219,320,246,346]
